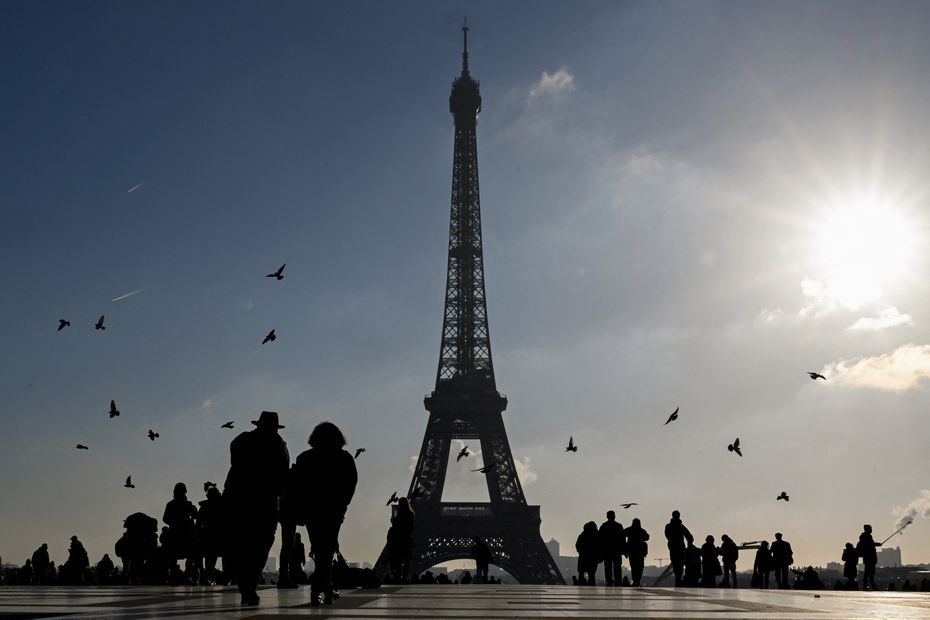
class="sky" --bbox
[2,0,930,575]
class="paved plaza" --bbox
[2,585,930,619]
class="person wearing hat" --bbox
[223,410,290,606]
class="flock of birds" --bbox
[63,263,374,492]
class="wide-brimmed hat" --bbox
[251,410,285,429]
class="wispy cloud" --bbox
[847,307,913,331]
[111,287,146,302]
[822,343,930,391]
[127,182,144,193]
[528,67,575,102]
[513,455,537,486]
[200,398,214,411]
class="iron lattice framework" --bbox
[375,27,563,585]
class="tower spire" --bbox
[462,18,469,74]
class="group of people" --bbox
[15,538,102,586]
[575,511,650,586]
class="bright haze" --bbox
[2,1,929,572]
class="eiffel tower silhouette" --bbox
[375,26,564,585]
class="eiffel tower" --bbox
[375,26,564,585]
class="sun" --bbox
[815,197,916,310]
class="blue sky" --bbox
[3,0,930,572]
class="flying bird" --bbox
[57,319,71,331]
[108,400,120,419]
[266,264,286,280]
[619,502,638,509]
[727,437,742,457]
[221,421,234,429]
[456,446,470,462]
[95,315,106,330]
[807,372,826,381]
[124,476,135,489]
[777,491,790,502]
[565,436,578,452]
[472,461,497,473]
[203,481,216,493]
[147,429,159,441]
[354,448,366,459]
[665,406,679,425]
[386,491,398,506]
[76,444,89,450]
[261,329,276,345]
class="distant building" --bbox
[877,547,902,568]
[827,562,842,573]
[545,538,560,561]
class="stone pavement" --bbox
[2,584,930,619]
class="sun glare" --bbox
[816,199,916,309]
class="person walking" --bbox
[222,411,290,606]
[196,486,224,585]
[752,541,771,589]
[856,525,881,591]
[664,510,694,586]
[842,542,858,589]
[163,482,198,584]
[292,421,358,606]
[30,544,49,585]
[575,521,601,585]
[598,511,626,586]
[624,518,650,587]
[700,535,721,587]
[720,535,739,588]
[770,533,793,589]
[472,537,492,584]
[387,497,415,583]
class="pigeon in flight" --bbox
[266,264,286,281]
[777,491,790,502]
[354,448,366,459]
[665,406,679,425]
[203,481,216,493]
[76,444,89,450]
[147,429,159,441]
[807,372,826,381]
[261,329,276,345]
[620,502,638,509]
[124,476,135,489]
[221,421,234,429]
[457,446,470,462]
[472,461,497,473]
[386,491,399,506]
[95,315,106,330]
[58,319,71,331]
[108,400,120,419]
[727,438,743,457]
[565,436,578,452]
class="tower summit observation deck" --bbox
[375,26,564,585]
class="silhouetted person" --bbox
[624,518,649,587]
[684,543,702,587]
[197,485,223,584]
[575,521,600,585]
[291,533,307,583]
[842,542,858,589]
[64,535,90,585]
[387,497,415,583]
[793,565,824,590]
[31,544,49,585]
[21,559,33,585]
[856,524,880,591]
[222,410,290,606]
[720,534,739,588]
[472,537,491,584]
[664,510,693,586]
[96,554,114,585]
[116,512,158,585]
[461,570,472,584]
[599,510,625,586]
[292,421,357,606]
[753,541,771,589]
[770,533,793,589]
[163,482,198,583]
[700,536,720,587]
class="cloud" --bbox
[528,67,575,102]
[822,344,930,391]
[893,490,930,530]
[513,455,537,486]
[847,307,913,331]
[200,398,214,411]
